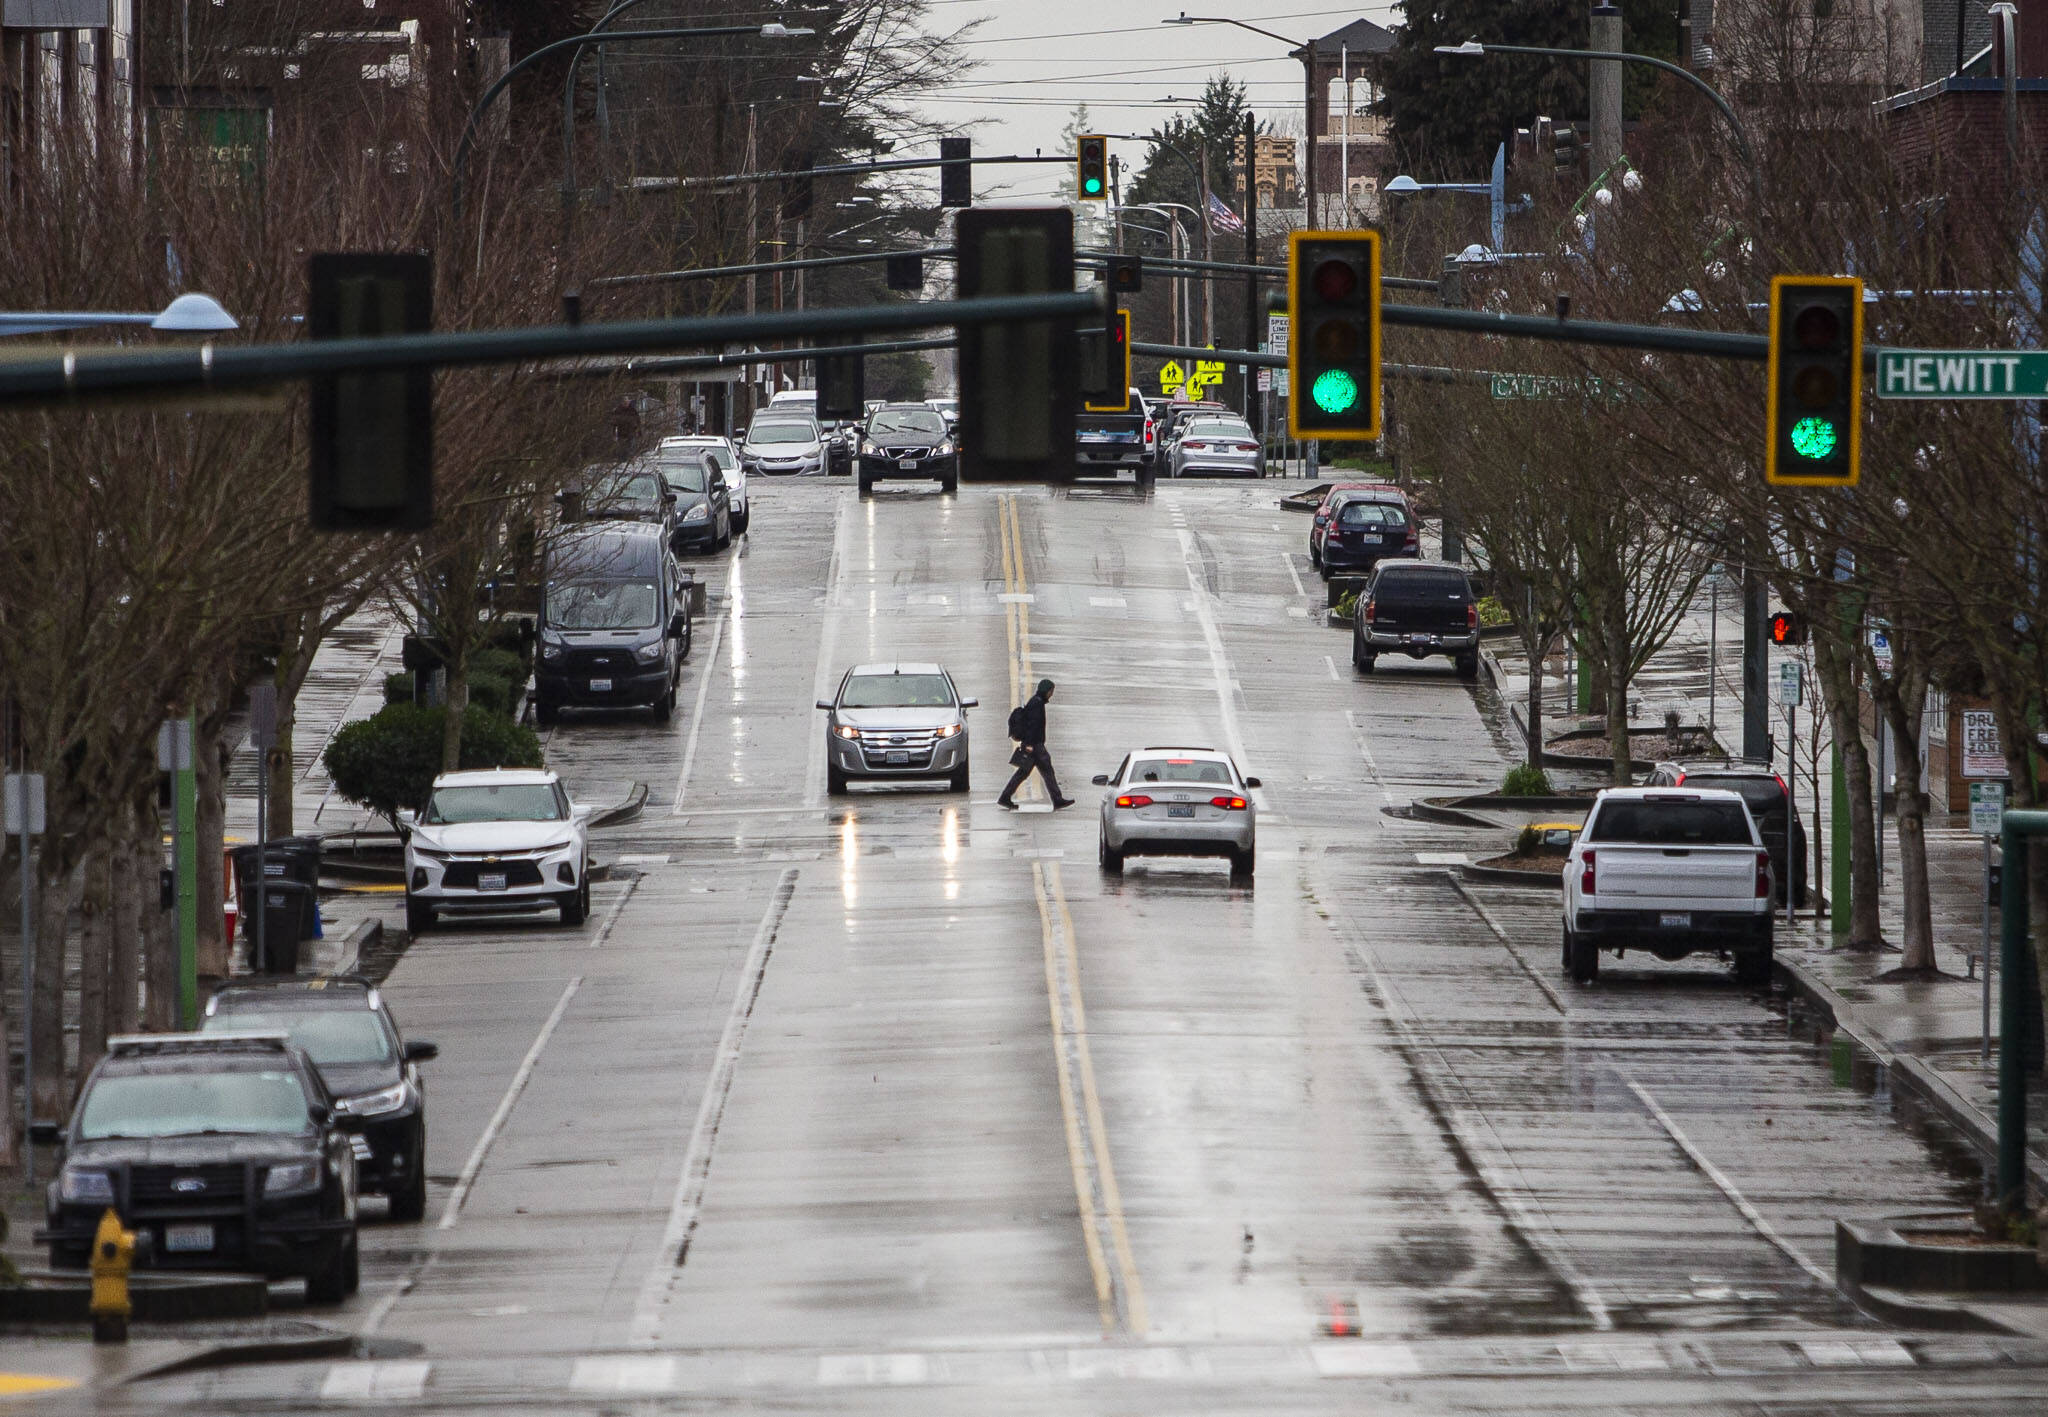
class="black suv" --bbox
[38,1032,360,1302]
[204,976,437,1221]
[1643,759,1809,907]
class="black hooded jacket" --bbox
[1010,692,1047,748]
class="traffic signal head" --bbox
[954,205,1078,478]
[1768,610,1807,646]
[1287,230,1381,440]
[1076,135,1108,201]
[939,136,971,208]
[885,253,924,291]
[1106,254,1143,294]
[1552,124,1579,177]
[308,252,433,533]
[1766,275,1863,486]
[1082,308,1131,411]
[817,346,865,421]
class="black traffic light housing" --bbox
[1552,124,1580,177]
[1080,308,1131,411]
[817,345,865,422]
[885,253,924,291]
[1768,610,1808,647]
[1076,135,1108,201]
[1766,275,1863,486]
[308,252,433,532]
[1105,254,1143,295]
[1287,230,1381,442]
[939,136,971,208]
[785,152,815,219]
[955,205,1078,481]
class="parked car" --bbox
[38,1032,361,1302]
[741,416,827,476]
[1315,486,1417,578]
[1643,760,1809,907]
[203,976,438,1222]
[1307,480,1400,565]
[858,404,958,494]
[925,396,960,435]
[560,464,676,544]
[1156,399,1232,451]
[534,522,692,725]
[1563,787,1776,984]
[1168,417,1263,478]
[1094,747,1260,880]
[657,435,748,534]
[652,449,733,553]
[402,767,595,931]
[816,662,977,794]
[1351,560,1481,678]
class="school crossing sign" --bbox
[1877,349,2048,399]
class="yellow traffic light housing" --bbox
[1083,309,1132,412]
[1766,274,1863,486]
[1287,230,1381,441]
[1076,135,1108,201]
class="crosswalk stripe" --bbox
[570,1356,679,1393]
[319,1361,430,1400]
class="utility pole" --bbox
[1589,4,1624,174]
[1742,568,1769,759]
[1242,112,1259,427]
[744,104,758,419]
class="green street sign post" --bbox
[1877,349,2048,399]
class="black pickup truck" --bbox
[1073,388,1154,480]
[1351,560,1481,679]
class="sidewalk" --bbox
[1486,579,2048,1200]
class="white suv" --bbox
[402,769,593,932]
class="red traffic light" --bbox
[1312,259,1359,302]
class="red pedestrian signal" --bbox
[1768,611,1807,646]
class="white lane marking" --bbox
[587,876,639,950]
[1310,1342,1421,1377]
[1797,1338,1914,1367]
[1323,654,1340,682]
[1446,874,1570,1015]
[1280,550,1306,597]
[670,609,729,814]
[1173,527,1249,769]
[803,497,852,806]
[1623,1076,1833,1288]
[1342,708,1387,804]
[570,1356,678,1393]
[319,1361,431,1400]
[1414,852,1469,866]
[437,976,583,1230]
[998,591,1036,603]
[1557,1339,1670,1371]
[1089,595,1127,608]
[631,868,801,1343]
[615,854,672,865]
[817,1354,932,1385]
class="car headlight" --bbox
[682,503,709,523]
[263,1160,322,1197]
[59,1166,113,1205]
[334,1080,412,1120]
[862,441,879,455]
[938,442,954,456]
[410,844,449,861]
[934,723,962,738]
[634,640,664,664]
[540,642,564,662]
[833,725,861,740]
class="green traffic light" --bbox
[1789,415,1838,460]
[1311,368,1360,415]
[1084,178,1102,194]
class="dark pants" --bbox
[1000,744,1062,803]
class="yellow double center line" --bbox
[1000,494,1146,1336]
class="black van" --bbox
[535,523,692,726]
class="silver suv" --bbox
[817,663,977,794]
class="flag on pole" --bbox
[1207,192,1245,235]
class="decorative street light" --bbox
[0,293,239,338]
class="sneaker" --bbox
[997,798,1019,811]
[1052,798,1076,810]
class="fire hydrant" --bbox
[89,1208,134,1344]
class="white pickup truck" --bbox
[1561,787,1775,985]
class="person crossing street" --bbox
[998,678,1073,810]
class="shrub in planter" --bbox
[324,703,544,828]
[1501,763,1553,797]
[1334,590,1361,620]
[383,672,415,706]
[1514,824,1542,856]
[465,672,514,719]
[471,646,528,686]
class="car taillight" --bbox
[1467,602,1478,630]
[1233,442,1258,453]
[1183,441,1206,450]
[1115,794,1152,808]
[1209,796,1248,810]
[1363,597,1376,623]
[1580,850,1596,894]
[1775,774,1789,799]
[1403,529,1418,549]
[1756,851,1772,898]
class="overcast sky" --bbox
[897,2,1403,204]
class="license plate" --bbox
[164,1223,213,1253]
[886,751,910,765]
[479,872,508,892]
[1168,805,1195,818]
[1659,912,1692,929]
[1408,636,1434,647]
[589,678,611,692]
[898,458,918,469]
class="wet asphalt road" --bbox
[80,477,2048,1414]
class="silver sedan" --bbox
[1169,419,1265,478]
[818,663,977,794]
[1095,747,1260,879]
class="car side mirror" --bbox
[816,700,835,711]
[403,1040,440,1064]
[1091,774,1109,786]
[570,803,595,823]
[310,1104,334,1128]
[28,1120,61,1145]
[396,809,417,828]
[1245,777,1262,789]
[959,698,979,709]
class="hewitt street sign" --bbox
[1877,349,2048,399]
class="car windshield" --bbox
[1588,799,1753,845]
[1184,423,1248,440]
[659,461,709,494]
[1683,775,1787,817]
[841,673,954,708]
[1130,758,1233,785]
[583,471,664,509]
[749,423,816,445]
[870,410,946,436]
[78,1067,311,1139]
[549,580,658,630]
[423,783,564,825]
[205,1009,396,1066]
[1340,501,1409,527]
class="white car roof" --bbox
[1593,786,1746,804]
[1133,745,1225,759]
[430,768,559,788]
[659,435,732,448]
[847,662,947,678]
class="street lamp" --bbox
[1161,12,1304,48]
[0,292,239,338]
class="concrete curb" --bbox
[335,918,381,977]
[123,1329,359,1382]
[1775,954,2048,1195]
[1407,798,1505,830]
[1460,860,1565,891]
[591,782,648,828]
[1841,1279,2029,1334]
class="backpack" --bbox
[1007,704,1029,741]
